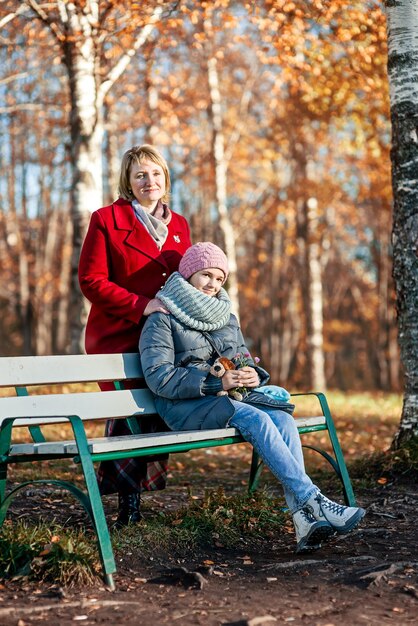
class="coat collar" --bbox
[112,198,169,267]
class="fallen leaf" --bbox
[248,616,277,625]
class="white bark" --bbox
[306,196,326,390]
[206,54,240,318]
[56,216,73,354]
[34,210,60,355]
[385,0,418,445]
[386,2,418,107]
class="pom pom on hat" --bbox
[179,242,229,280]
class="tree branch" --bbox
[24,0,65,41]
[0,72,29,86]
[0,3,30,29]
[97,5,164,107]
[0,103,62,114]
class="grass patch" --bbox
[0,521,101,586]
[349,435,418,481]
[114,488,286,554]
[114,487,287,557]
[389,436,418,471]
[1,489,287,586]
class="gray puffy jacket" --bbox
[139,312,269,431]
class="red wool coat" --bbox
[79,198,192,355]
[78,198,191,495]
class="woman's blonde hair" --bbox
[118,144,171,203]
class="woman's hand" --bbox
[144,298,169,316]
[221,366,260,391]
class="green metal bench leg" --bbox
[0,419,13,525]
[15,387,46,444]
[0,464,8,527]
[1,413,116,588]
[314,393,356,506]
[67,416,116,589]
[302,443,342,476]
[248,449,263,493]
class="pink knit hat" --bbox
[178,242,229,280]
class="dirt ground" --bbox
[1,467,417,626]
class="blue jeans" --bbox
[228,401,318,513]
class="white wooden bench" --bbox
[0,353,356,589]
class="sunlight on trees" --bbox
[0,0,401,398]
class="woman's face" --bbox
[189,268,225,296]
[129,158,166,209]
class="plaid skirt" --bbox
[96,412,169,496]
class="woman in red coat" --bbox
[79,144,191,526]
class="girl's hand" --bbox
[144,298,169,315]
[236,366,260,388]
[221,370,243,391]
[222,367,260,390]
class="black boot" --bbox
[113,492,142,529]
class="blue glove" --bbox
[253,385,291,402]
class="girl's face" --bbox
[189,267,225,296]
[129,158,166,209]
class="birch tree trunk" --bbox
[294,144,326,390]
[104,102,121,206]
[385,0,418,446]
[60,1,103,353]
[23,1,164,353]
[7,114,32,354]
[305,196,326,390]
[34,209,61,355]
[200,8,240,316]
[55,216,73,354]
[206,54,240,317]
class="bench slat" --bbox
[10,427,241,455]
[0,388,155,426]
[8,417,326,456]
[0,353,143,387]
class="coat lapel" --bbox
[113,199,168,268]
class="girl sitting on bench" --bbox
[139,242,365,552]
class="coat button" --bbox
[162,272,167,277]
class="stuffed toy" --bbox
[209,356,243,401]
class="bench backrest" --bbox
[0,353,152,428]
[0,353,143,387]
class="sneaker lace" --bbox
[316,494,346,517]
[300,507,316,523]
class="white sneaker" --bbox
[305,492,365,534]
[292,508,334,553]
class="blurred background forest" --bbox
[0,0,398,393]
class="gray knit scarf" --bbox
[132,199,169,249]
[158,272,231,331]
